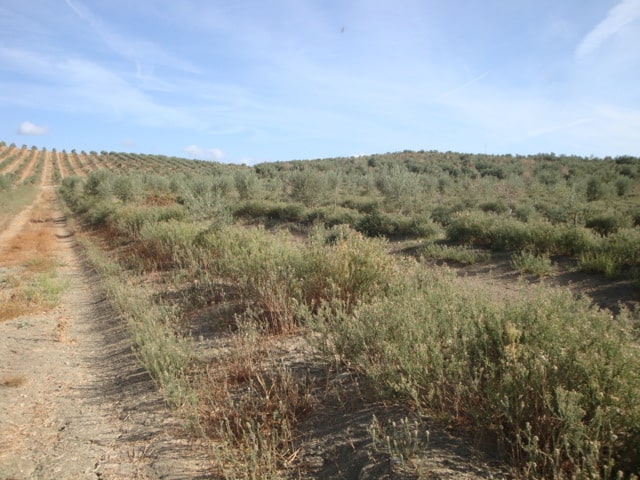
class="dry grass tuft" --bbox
[1,375,27,388]
[0,293,29,322]
[55,317,68,342]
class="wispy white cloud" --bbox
[527,117,594,139]
[433,72,490,101]
[64,0,198,74]
[17,121,49,135]
[183,145,225,161]
[0,46,202,129]
[575,0,640,58]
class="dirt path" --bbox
[55,152,67,179]
[18,150,40,184]
[0,187,210,478]
[1,149,28,176]
[66,153,85,178]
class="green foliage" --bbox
[84,169,114,198]
[480,199,510,214]
[615,177,634,196]
[50,147,640,478]
[288,170,330,206]
[138,220,200,269]
[0,173,13,191]
[510,250,554,277]
[375,165,424,213]
[586,177,606,202]
[421,242,490,265]
[234,169,263,200]
[297,226,399,311]
[578,228,640,278]
[315,268,640,478]
[357,211,440,238]
[112,176,138,202]
[114,204,186,238]
[446,212,603,257]
[585,213,625,236]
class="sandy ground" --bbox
[0,186,210,479]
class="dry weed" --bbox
[1,375,27,388]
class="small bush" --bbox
[0,173,13,191]
[139,220,200,269]
[112,176,138,202]
[297,226,399,311]
[305,206,363,228]
[585,213,624,236]
[114,204,186,238]
[84,169,114,198]
[358,211,440,238]
[586,177,606,201]
[480,200,509,214]
[445,211,495,246]
[421,243,490,265]
[341,197,380,214]
[511,250,554,277]
[615,177,633,197]
[431,203,467,226]
[234,200,307,224]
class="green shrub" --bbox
[513,204,534,222]
[315,268,640,478]
[554,225,600,256]
[445,211,495,246]
[430,203,467,226]
[112,176,138,202]
[84,169,114,198]
[480,200,509,214]
[421,243,490,265]
[87,200,117,227]
[358,211,440,238]
[341,197,380,214]
[288,170,330,206]
[579,229,640,278]
[114,204,186,238]
[234,200,307,224]
[139,220,200,269]
[234,170,263,200]
[510,250,554,277]
[195,225,301,332]
[192,224,399,333]
[297,226,399,311]
[615,177,633,197]
[305,206,363,228]
[585,213,624,236]
[586,177,606,201]
[0,173,13,191]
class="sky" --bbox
[1,1,639,164]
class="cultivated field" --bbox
[1,141,639,479]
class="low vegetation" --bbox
[4,139,639,478]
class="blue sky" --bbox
[1,1,639,164]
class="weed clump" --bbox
[314,267,640,478]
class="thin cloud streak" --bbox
[434,72,490,101]
[575,0,640,58]
[64,0,199,74]
[527,118,594,138]
[0,46,202,129]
